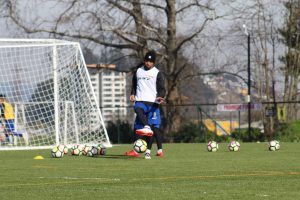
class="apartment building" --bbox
[87,64,128,123]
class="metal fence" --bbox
[102,102,300,144]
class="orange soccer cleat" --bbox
[135,125,153,137]
[124,150,140,157]
[156,151,164,157]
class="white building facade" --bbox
[87,65,128,123]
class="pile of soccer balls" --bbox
[51,144,106,158]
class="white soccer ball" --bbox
[133,139,147,153]
[58,144,68,154]
[82,145,90,156]
[100,148,106,155]
[86,146,99,157]
[268,140,280,151]
[207,141,218,152]
[63,146,68,154]
[97,144,106,155]
[71,145,83,156]
[51,145,64,158]
[228,141,240,152]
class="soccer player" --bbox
[0,94,15,145]
[124,50,166,159]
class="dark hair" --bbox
[0,94,6,98]
[144,50,156,63]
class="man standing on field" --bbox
[0,94,15,146]
[124,50,165,159]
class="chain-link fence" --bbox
[102,102,300,144]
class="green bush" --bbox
[173,123,202,143]
[231,128,265,142]
[172,122,230,143]
[276,121,300,142]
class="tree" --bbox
[279,0,300,122]
[5,0,226,133]
[225,0,285,139]
[250,0,282,139]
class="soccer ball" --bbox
[133,139,147,153]
[207,141,218,152]
[51,145,64,158]
[99,147,106,155]
[63,146,68,154]
[97,144,106,155]
[71,145,82,156]
[86,146,99,157]
[268,140,280,151]
[58,144,68,154]
[228,141,240,152]
[82,145,90,156]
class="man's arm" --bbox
[130,69,138,102]
[156,71,166,102]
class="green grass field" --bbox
[0,143,299,200]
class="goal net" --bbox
[0,39,111,150]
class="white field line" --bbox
[37,176,120,181]
[0,171,299,188]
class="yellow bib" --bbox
[2,102,14,120]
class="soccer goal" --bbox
[0,39,111,150]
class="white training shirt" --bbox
[135,66,160,102]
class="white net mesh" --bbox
[0,39,110,150]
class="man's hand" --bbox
[130,95,136,102]
[156,97,165,103]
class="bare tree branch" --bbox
[176,0,213,14]
[54,0,78,32]
[184,71,248,85]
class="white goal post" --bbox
[0,39,111,150]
